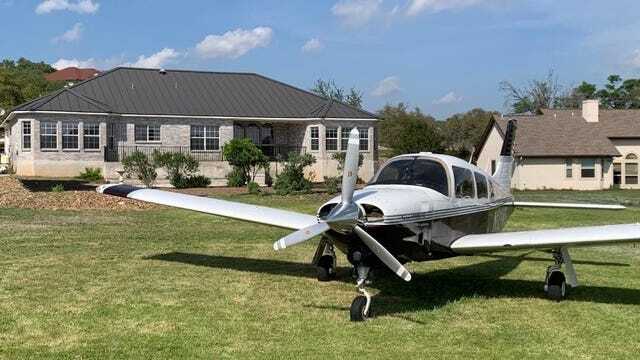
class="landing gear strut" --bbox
[544,247,578,301]
[350,264,372,321]
[313,238,336,282]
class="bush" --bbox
[122,150,157,187]
[171,174,211,189]
[226,167,248,187]
[331,152,364,173]
[247,181,260,194]
[153,152,202,188]
[274,153,316,195]
[223,138,268,186]
[324,176,339,194]
[50,184,64,192]
[78,167,103,182]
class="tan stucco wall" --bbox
[610,139,640,189]
[476,124,503,175]
[511,157,612,190]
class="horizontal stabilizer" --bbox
[451,223,640,254]
[513,201,625,210]
[97,184,318,230]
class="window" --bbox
[40,122,57,150]
[22,121,31,151]
[474,172,488,198]
[62,123,79,150]
[83,123,100,150]
[613,162,622,185]
[326,127,338,151]
[580,159,595,178]
[565,158,572,178]
[625,154,638,185]
[491,160,496,175]
[190,125,219,151]
[310,126,319,151]
[358,127,369,151]
[372,158,449,196]
[135,124,161,142]
[341,127,352,150]
[453,166,475,199]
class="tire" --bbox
[316,255,335,282]
[546,271,567,302]
[350,296,371,322]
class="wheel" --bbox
[546,271,567,302]
[316,255,335,282]
[350,296,372,322]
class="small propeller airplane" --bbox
[98,120,640,321]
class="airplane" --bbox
[98,121,640,321]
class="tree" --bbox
[555,81,597,109]
[377,103,444,156]
[441,108,498,159]
[310,79,363,109]
[500,70,560,114]
[0,58,65,113]
[273,153,316,195]
[223,138,268,186]
[121,151,157,188]
[153,152,210,189]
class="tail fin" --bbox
[493,120,517,190]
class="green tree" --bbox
[0,58,65,113]
[500,70,560,114]
[223,138,268,186]
[555,81,597,109]
[377,103,444,156]
[441,108,498,159]
[310,79,363,109]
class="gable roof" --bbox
[44,67,100,82]
[12,67,376,120]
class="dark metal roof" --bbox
[13,67,377,119]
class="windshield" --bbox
[371,158,449,196]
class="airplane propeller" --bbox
[273,128,412,282]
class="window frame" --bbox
[625,154,638,185]
[452,166,476,199]
[474,172,488,199]
[61,122,79,150]
[580,158,596,178]
[340,127,351,151]
[310,126,319,151]
[190,125,220,151]
[490,160,496,175]
[135,124,161,143]
[22,120,32,151]
[40,121,58,150]
[83,123,101,150]
[565,158,573,178]
[358,127,369,151]
[325,127,338,151]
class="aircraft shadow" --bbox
[145,252,640,320]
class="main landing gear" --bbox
[544,247,578,301]
[313,238,336,282]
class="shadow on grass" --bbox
[145,252,640,320]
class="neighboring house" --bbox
[45,67,100,84]
[1,67,378,184]
[474,100,640,190]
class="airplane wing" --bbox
[451,223,640,254]
[512,201,625,210]
[97,184,318,230]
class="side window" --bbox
[310,126,319,151]
[453,166,475,199]
[474,172,488,198]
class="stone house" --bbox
[1,67,379,184]
[473,100,640,190]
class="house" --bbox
[44,67,101,83]
[1,67,379,184]
[473,99,640,190]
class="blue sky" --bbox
[2,0,640,118]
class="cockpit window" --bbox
[372,158,449,196]
[453,166,475,199]
[474,172,488,198]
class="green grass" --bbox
[2,191,640,359]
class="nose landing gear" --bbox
[350,265,373,321]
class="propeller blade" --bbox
[353,226,412,282]
[273,222,330,251]
[341,128,360,205]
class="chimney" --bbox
[582,99,599,123]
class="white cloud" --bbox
[406,0,482,16]
[123,48,181,68]
[52,58,97,69]
[630,49,640,68]
[372,76,401,97]
[433,91,463,104]
[36,0,99,14]
[331,0,381,27]
[195,27,273,59]
[302,38,323,53]
[52,22,83,43]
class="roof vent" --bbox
[159,68,167,75]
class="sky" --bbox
[2,0,640,118]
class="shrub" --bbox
[247,181,260,194]
[331,152,364,173]
[50,184,64,192]
[226,167,248,187]
[172,174,211,189]
[223,138,268,186]
[122,150,157,188]
[324,176,339,194]
[78,167,103,182]
[153,152,202,188]
[274,153,316,195]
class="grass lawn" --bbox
[1,191,640,359]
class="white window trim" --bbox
[580,158,596,180]
[62,122,80,151]
[358,127,370,152]
[40,121,58,151]
[135,124,161,143]
[325,127,338,152]
[190,125,220,152]
[22,120,32,152]
[309,126,320,152]
[83,123,101,151]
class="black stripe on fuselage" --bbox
[101,184,142,198]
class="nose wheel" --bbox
[350,264,373,321]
